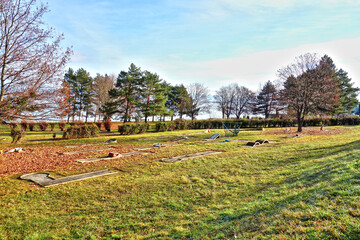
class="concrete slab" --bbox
[20,169,117,187]
[158,151,222,163]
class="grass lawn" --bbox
[0,126,360,239]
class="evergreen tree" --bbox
[139,71,167,123]
[165,84,189,120]
[64,68,93,122]
[108,63,142,123]
[335,69,359,116]
[255,80,278,119]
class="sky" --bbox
[44,0,360,107]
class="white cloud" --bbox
[144,37,360,94]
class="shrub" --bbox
[155,122,168,132]
[95,121,102,130]
[138,123,149,134]
[38,122,48,131]
[10,127,25,143]
[59,122,66,131]
[20,120,28,131]
[49,122,56,131]
[9,122,18,129]
[174,118,187,130]
[28,122,35,131]
[167,122,176,131]
[63,125,99,139]
[118,124,131,135]
[104,119,112,132]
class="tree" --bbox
[165,84,189,120]
[64,68,93,122]
[139,71,167,123]
[254,80,279,119]
[278,53,339,132]
[185,83,210,120]
[92,73,115,121]
[108,63,142,123]
[335,68,359,116]
[177,85,191,119]
[0,0,71,120]
[233,85,255,119]
[214,85,236,119]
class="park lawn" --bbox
[0,126,359,239]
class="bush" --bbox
[95,121,102,130]
[49,122,56,131]
[9,122,17,129]
[174,118,187,130]
[10,127,25,143]
[118,124,130,135]
[104,119,112,132]
[63,125,99,139]
[167,122,176,131]
[28,122,35,131]
[155,122,168,132]
[138,123,149,134]
[38,122,48,131]
[20,120,28,131]
[59,122,66,131]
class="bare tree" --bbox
[0,0,71,120]
[92,74,115,121]
[233,85,255,119]
[185,83,210,120]
[278,53,339,132]
[214,85,235,119]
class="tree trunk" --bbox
[297,115,303,132]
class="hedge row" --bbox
[62,125,99,139]
[153,116,360,132]
[118,123,149,135]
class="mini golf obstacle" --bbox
[244,139,270,147]
[20,169,117,187]
[204,134,220,141]
[255,139,269,144]
[223,122,240,137]
[246,142,260,147]
[158,151,222,163]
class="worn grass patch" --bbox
[0,126,360,239]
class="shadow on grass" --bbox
[203,140,360,238]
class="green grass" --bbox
[1,127,360,239]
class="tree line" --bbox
[63,63,211,123]
[62,53,359,132]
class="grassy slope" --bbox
[0,127,360,239]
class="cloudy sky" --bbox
[45,0,360,95]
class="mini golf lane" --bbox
[158,151,222,163]
[20,169,117,187]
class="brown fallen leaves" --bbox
[0,144,147,176]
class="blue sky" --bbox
[45,0,360,104]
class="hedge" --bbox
[63,125,99,139]
[153,116,360,132]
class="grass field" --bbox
[0,126,360,239]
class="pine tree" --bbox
[255,80,278,119]
[335,69,359,116]
[108,63,142,123]
[139,71,167,123]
